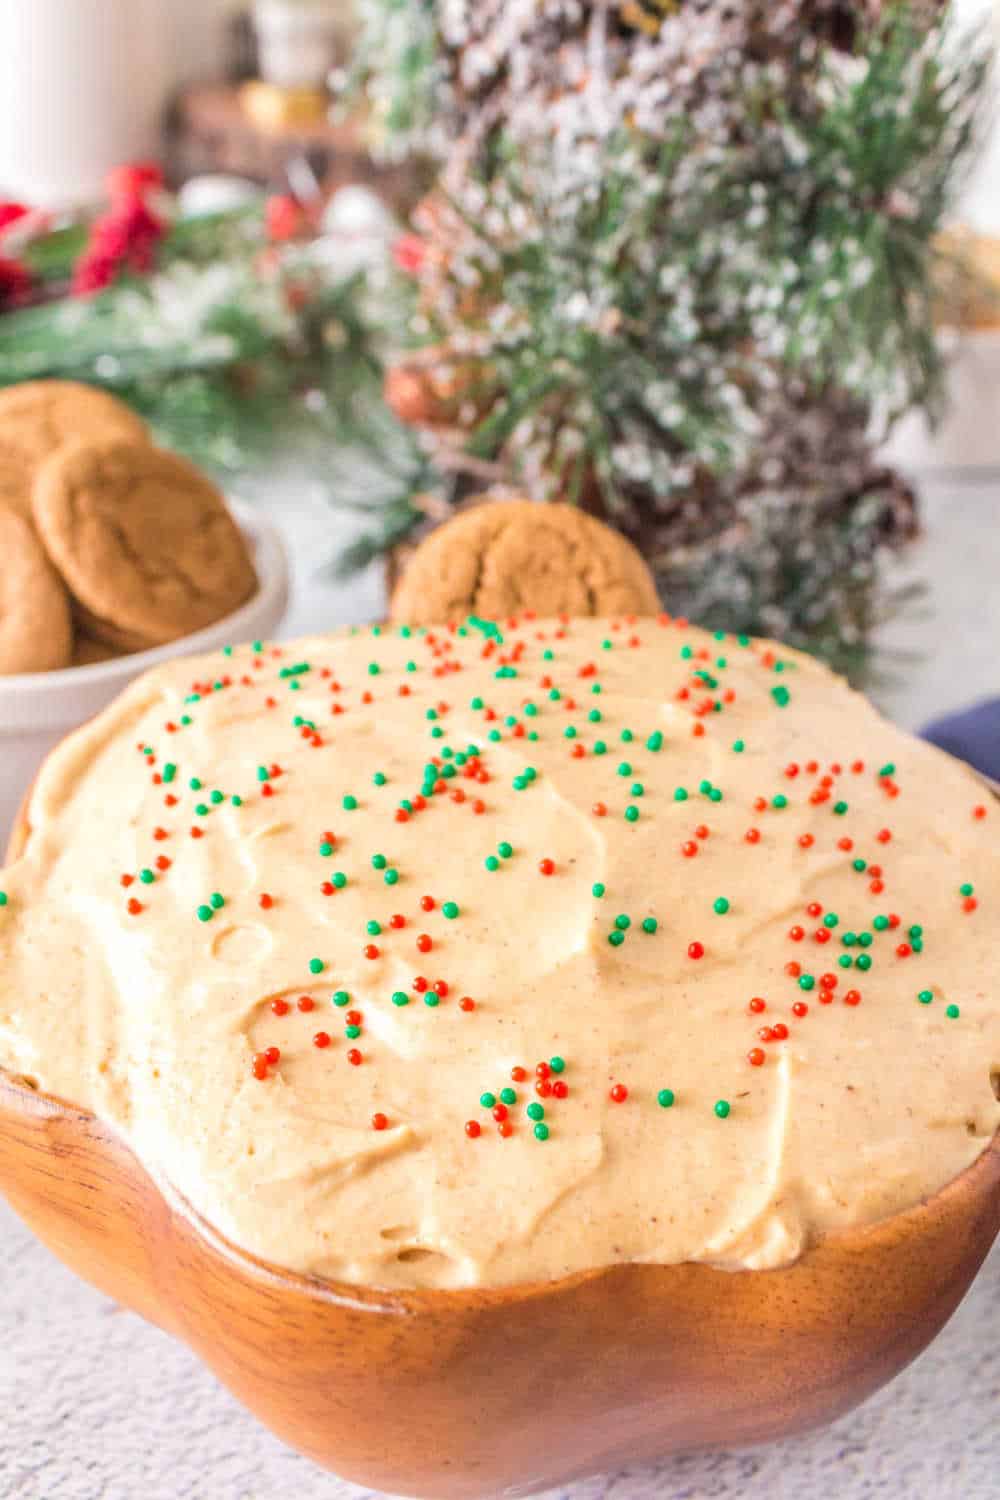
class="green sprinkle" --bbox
[333,872,347,889]
[139,868,155,885]
[309,958,325,975]
[345,1024,361,1039]
[771,686,791,708]
[673,787,688,802]
[833,801,848,816]
[823,913,839,929]
[498,842,513,859]
[945,1004,960,1019]
[533,1123,550,1141]
[873,915,889,931]
[485,856,500,871]
[909,924,923,939]
[917,990,934,1005]
[732,739,745,753]
[592,882,606,898]
[470,696,484,710]
[960,882,974,897]
[642,917,658,934]
[500,1087,517,1106]
[772,794,788,810]
[343,795,357,811]
[385,869,399,886]
[189,776,202,790]
[617,762,632,777]
[593,740,607,755]
[391,991,409,1007]
[879,763,896,778]
[631,782,644,797]
[442,901,459,919]
[480,1092,496,1110]
[319,842,334,858]
[608,930,625,946]
[366,920,381,936]
[798,973,815,991]
[424,991,440,1008]
[657,1088,675,1109]
[0,892,7,907]
[614,914,631,931]
[196,905,213,923]
[713,897,730,915]
[620,728,634,743]
[838,954,853,969]
[210,892,224,910]
[162,763,176,783]
[549,1056,565,1074]
[714,1099,731,1119]
[256,767,269,783]
[855,953,872,972]
[625,806,640,822]
[367,662,380,676]
[853,859,867,872]
[842,932,857,947]
[194,804,209,817]
[564,726,577,739]
[526,1102,544,1122]
[372,853,387,870]
[231,795,242,808]
[646,731,663,751]
[373,772,387,786]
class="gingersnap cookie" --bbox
[72,634,125,668]
[33,439,258,649]
[0,504,73,674]
[389,497,659,626]
[0,381,148,523]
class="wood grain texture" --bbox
[1,806,999,1500]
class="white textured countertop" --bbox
[2,471,999,1500]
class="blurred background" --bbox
[0,0,998,724]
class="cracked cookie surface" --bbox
[32,439,258,649]
[390,499,659,626]
[0,381,148,523]
[0,504,73,674]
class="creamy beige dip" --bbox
[1,618,997,1289]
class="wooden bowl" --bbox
[2,812,999,1499]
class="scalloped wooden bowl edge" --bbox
[2,802,999,1499]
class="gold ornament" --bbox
[619,0,677,37]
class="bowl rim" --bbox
[1,1062,997,1316]
[0,498,288,699]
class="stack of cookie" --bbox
[0,382,258,675]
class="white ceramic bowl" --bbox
[0,501,289,847]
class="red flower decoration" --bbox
[106,161,164,202]
[0,256,33,309]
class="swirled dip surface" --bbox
[1,618,998,1289]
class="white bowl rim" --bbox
[0,499,289,698]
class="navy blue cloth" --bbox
[922,699,1000,782]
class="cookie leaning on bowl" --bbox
[389,498,660,625]
[32,439,259,652]
[0,380,149,524]
[0,505,74,674]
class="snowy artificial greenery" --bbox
[348,0,989,665]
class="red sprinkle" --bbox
[538,858,556,876]
[312,1031,331,1049]
[687,941,705,960]
[271,999,289,1017]
[347,1048,362,1066]
[465,1120,481,1138]
[748,1048,766,1067]
[372,1113,389,1131]
[609,1083,628,1103]
[416,934,432,953]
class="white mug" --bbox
[0,0,171,208]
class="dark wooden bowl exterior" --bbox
[2,809,999,1498]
